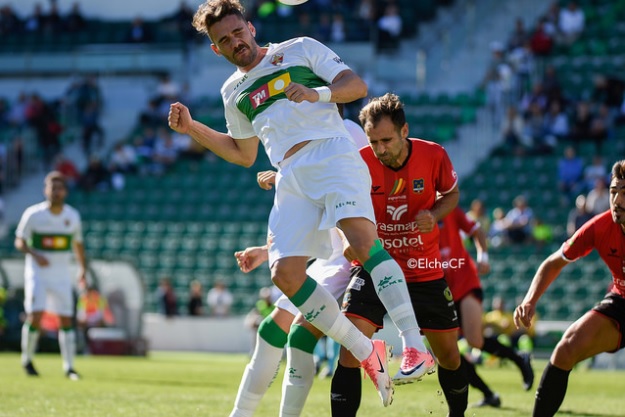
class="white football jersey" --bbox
[15,202,83,281]
[221,36,351,167]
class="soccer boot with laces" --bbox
[473,392,501,408]
[361,339,394,407]
[392,347,436,385]
[519,352,534,391]
[66,368,81,381]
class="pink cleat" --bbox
[361,339,394,407]
[392,347,436,385]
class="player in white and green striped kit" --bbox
[15,171,86,380]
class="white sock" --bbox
[58,329,76,372]
[369,258,426,351]
[230,335,285,417]
[21,323,39,365]
[293,278,372,361]
[280,347,315,417]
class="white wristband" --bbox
[477,252,489,263]
[313,86,332,103]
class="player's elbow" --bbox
[354,79,368,99]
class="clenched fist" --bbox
[168,102,193,134]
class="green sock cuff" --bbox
[287,324,318,354]
[363,240,392,273]
[290,277,317,308]
[28,323,39,332]
[60,327,73,332]
[258,316,288,349]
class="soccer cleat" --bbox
[473,393,501,408]
[392,347,436,385]
[23,362,39,377]
[66,369,81,381]
[361,339,394,407]
[519,352,534,391]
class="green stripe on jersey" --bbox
[235,65,328,122]
[30,233,73,251]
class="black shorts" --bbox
[341,266,459,331]
[592,292,625,351]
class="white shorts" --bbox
[274,228,352,316]
[267,137,375,267]
[24,273,73,317]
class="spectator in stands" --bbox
[483,42,514,127]
[583,155,608,192]
[330,13,346,43]
[557,1,585,45]
[53,153,80,189]
[545,101,570,141]
[155,73,180,104]
[519,82,548,117]
[125,16,153,43]
[163,0,196,43]
[523,101,552,155]
[78,155,110,192]
[540,65,562,104]
[567,194,593,237]
[541,1,560,37]
[507,40,534,101]
[532,217,554,249]
[586,178,610,215]
[500,105,529,156]
[569,100,609,155]
[64,2,85,33]
[557,146,584,204]
[156,278,178,317]
[376,3,402,53]
[152,128,179,175]
[138,99,163,129]
[7,92,28,130]
[467,198,491,235]
[43,1,63,35]
[24,3,45,33]
[80,100,104,158]
[0,5,21,36]
[187,280,204,316]
[109,140,138,174]
[507,17,528,51]
[206,281,233,318]
[26,94,62,171]
[488,206,508,247]
[593,74,625,107]
[529,18,554,57]
[503,195,534,244]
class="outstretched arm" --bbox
[168,102,259,167]
[235,245,269,273]
[514,250,568,329]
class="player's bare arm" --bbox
[73,241,87,281]
[235,245,269,273]
[256,170,277,190]
[14,237,49,267]
[168,102,260,167]
[471,227,491,275]
[514,250,568,329]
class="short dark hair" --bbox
[611,160,625,181]
[192,0,246,38]
[44,171,67,187]
[358,93,406,131]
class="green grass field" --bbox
[0,351,622,417]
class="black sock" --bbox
[438,362,468,417]
[483,336,523,367]
[330,363,362,417]
[461,355,494,398]
[533,363,571,417]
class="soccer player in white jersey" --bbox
[168,0,429,406]
[15,171,86,380]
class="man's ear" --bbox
[210,44,221,56]
[248,21,256,37]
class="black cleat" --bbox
[66,369,81,381]
[23,361,39,376]
[519,353,534,391]
[474,393,501,408]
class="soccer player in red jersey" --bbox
[514,159,625,417]
[330,93,469,417]
[439,206,534,408]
